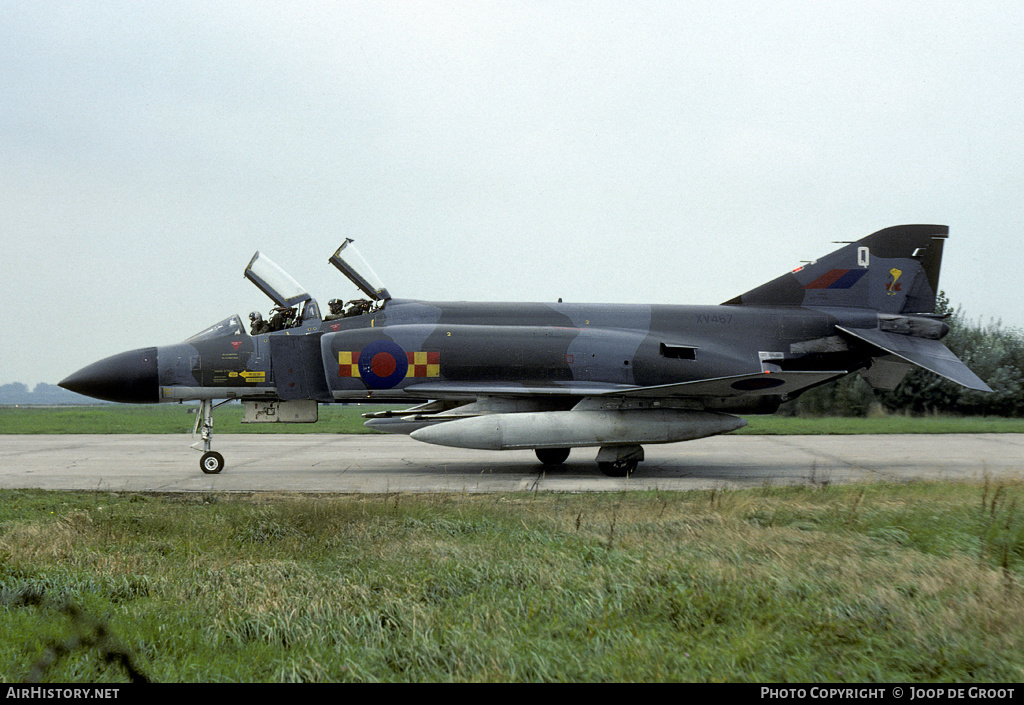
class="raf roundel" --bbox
[357,339,409,389]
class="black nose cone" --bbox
[59,347,159,404]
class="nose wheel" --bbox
[191,399,231,474]
[200,451,225,474]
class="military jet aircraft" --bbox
[60,225,991,476]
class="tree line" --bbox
[0,383,96,405]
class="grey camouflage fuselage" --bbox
[60,224,991,475]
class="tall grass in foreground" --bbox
[1,483,1023,682]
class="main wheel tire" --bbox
[535,447,571,466]
[598,459,638,477]
[200,451,225,474]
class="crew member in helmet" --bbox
[344,299,372,317]
[324,299,345,321]
[249,311,270,335]
[268,306,296,331]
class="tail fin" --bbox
[725,224,992,393]
[724,224,948,314]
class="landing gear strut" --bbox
[192,399,230,474]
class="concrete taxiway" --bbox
[0,433,1021,493]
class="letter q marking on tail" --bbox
[858,247,870,268]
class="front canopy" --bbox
[244,252,312,308]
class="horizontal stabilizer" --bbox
[837,326,992,392]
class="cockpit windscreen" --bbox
[186,315,246,343]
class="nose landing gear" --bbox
[200,450,225,474]
[191,399,230,474]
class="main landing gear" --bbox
[596,445,644,477]
[535,447,571,466]
[191,399,231,474]
[534,444,645,477]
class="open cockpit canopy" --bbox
[244,252,313,309]
[329,238,391,302]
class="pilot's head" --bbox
[249,311,263,323]
[329,299,343,314]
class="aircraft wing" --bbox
[401,380,638,399]
[600,371,847,399]
[836,326,993,392]
[391,371,843,453]
[402,370,845,401]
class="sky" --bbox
[3,1,1023,386]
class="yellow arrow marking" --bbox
[229,371,266,382]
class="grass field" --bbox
[3,406,1022,681]
[2,483,1023,682]
[2,403,1024,435]
[0,404,387,435]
